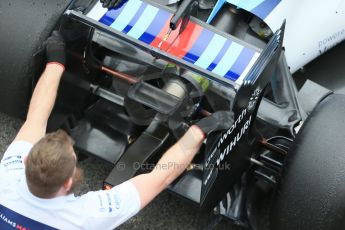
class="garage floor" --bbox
[0,41,344,229]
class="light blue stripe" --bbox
[212,42,244,77]
[127,5,159,39]
[227,0,242,6]
[208,0,265,23]
[110,0,143,31]
[236,0,265,11]
[206,0,226,23]
[194,34,227,69]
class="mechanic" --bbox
[0,30,233,229]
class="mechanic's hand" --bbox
[46,30,66,68]
[195,111,234,136]
[100,0,126,9]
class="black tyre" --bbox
[271,94,345,230]
[0,0,71,118]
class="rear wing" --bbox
[66,0,260,88]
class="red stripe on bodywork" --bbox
[168,22,203,58]
[151,20,203,59]
[150,16,175,47]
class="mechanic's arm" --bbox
[131,111,234,209]
[130,125,204,208]
[15,31,65,144]
[82,125,205,229]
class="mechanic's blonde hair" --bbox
[25,130,76,198]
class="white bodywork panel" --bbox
[265,0,345,73]
[209,0,345,73]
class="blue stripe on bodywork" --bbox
[207,0,281,23]
[122,2,148,33]
[183,29,214,64]
[224,70,240,81]
[251,0,281,19]
[127,5,160,39]
[110,0,143,31]
[212,42,243,77]
[225,48,255,81]
[194,34,227,69]
[99,3,127,26]
[138,10,171,44]
[239,0,265,11]
[207,40,232,71]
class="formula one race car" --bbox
[1,0,345,229]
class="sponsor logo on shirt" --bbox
[97,192,122,214]
[0,204,57,230]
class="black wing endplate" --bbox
[200,21,286,211]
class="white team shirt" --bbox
[0,141,141,230]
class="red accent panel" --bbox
[168,22,203,58]
[150,19,203,59]
[150,16,175,47]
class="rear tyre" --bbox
[0,0,71,118]
[271,94,345,230]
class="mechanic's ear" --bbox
[63,177,73,192]
[24,155,28,165]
